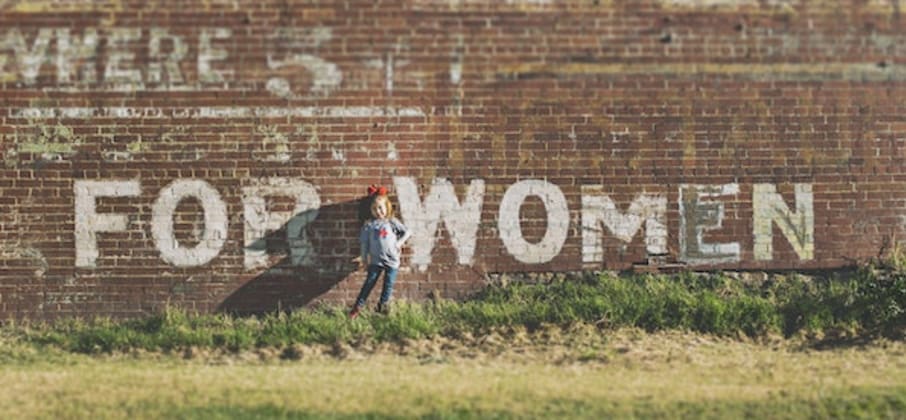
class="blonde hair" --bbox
[370,195,394,219]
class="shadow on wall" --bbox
[218,196,375,315]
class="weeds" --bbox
[4,267,905,355]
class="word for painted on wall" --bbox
[75,177,814,271]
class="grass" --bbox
[8,265,904,355]
[0,332,904,419]
[0,265,903,418]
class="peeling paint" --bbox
[412,0,556,10]
[581,188,667,264]
[331,148,346,163]
[242,178,320,270]
[659,0,891,13]
[299,124,320,162]
[160,126,204,162]
[255,125,291,163]
[661,0,765,6]
[9,0,119,13]
[13,122,81,163]
[105,27,142,88]
[497,62,906,83]
[148,27,187,86]
[125,137,149,154]
[266,27,340,98]
[679,184,741,265]
[386,53,394,94]
[198,28,232,84]
[753,184,814,260]
[0,241,48,277]
[2,28,52,85]
[387,142,399,161]
[451,33,464,85]
[364,50,411,95]
[9,106,426,119]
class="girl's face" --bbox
[372,197,389,219]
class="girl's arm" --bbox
[398,230,412,247]
[359,225,369,266]
[394,219,412,248]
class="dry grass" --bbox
[0,328,904,419]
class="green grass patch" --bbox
[151,387,906,420]
[6,267,906,355]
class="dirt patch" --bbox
[136,323,906,368]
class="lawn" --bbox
[1,268,904,418]
[1,329,904,419]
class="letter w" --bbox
[395,177,485,271]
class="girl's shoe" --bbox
[376,302,391,315]
[348,306,361,319]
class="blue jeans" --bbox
[354,264,398,308]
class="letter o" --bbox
[151,179,228,267]
[498,180,569,264]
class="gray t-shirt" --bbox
[360,218,409,268]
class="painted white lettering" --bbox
[151,179,228,267]
[6,28,53,85]
[498,180,569,264]
[74,180,141,267]
[104,27,142,86]
[753,183,814,260]
[198,28,232,84]
[395,177,485,271]
[242,178,321,270]
[55,28,98,84]
[679,184,740,264]
[148,27,186,85]
[266,27,341,98]
[581,187,667,264]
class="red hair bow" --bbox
[367,184,388,196]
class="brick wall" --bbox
[1,0,903,319]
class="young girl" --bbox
[349,191,410,318]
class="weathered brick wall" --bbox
[1,0,903,318]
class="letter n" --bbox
[753,183,814,260]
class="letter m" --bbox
[581,186,667,264]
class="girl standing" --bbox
[349,190,410,318]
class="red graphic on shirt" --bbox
[379,228,389,238]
